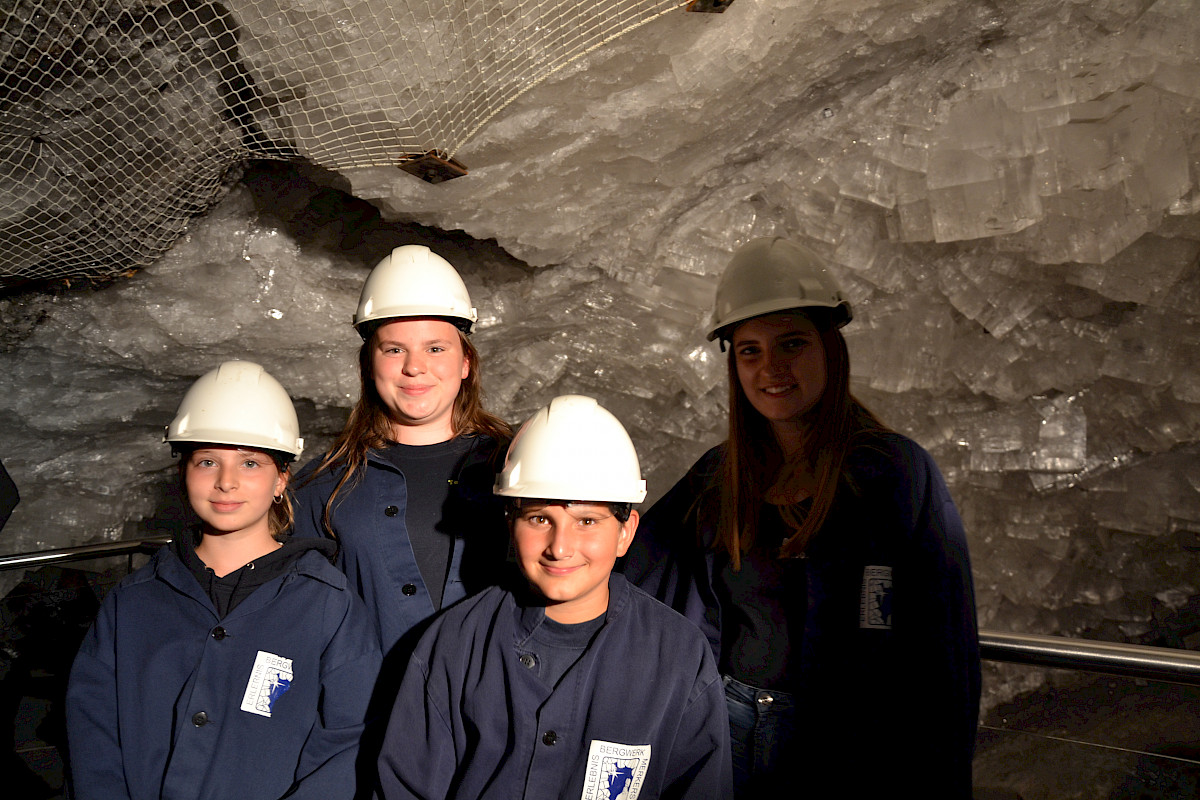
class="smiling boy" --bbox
[377,395,731,800]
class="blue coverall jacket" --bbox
[66,545,381,800]
[378,573,733,799]
[622,432,981,797]
[291,434,508,657]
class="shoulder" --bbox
[839,432,965,543]
[88,548,182,626]
[620,578,713,655]
[293,548,351,590]
[293,449,394,499]
[688,444,725,480]
[647,444,724,509]
[291,455,346,498]
[100,549,166,601]
[415,585,512,661]
[292,455,327,483]
[617,579,720,697]
[639,444,724,537]
[845,431,940,486]
[432,584,510,631]
[461,432,510,468]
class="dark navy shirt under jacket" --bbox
[378,437,474,611]
[716,503,808,690]
[291,433,509,657]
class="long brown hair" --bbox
[310,325,511,537]
[717,312,889,568]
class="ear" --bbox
[615,510,639,558]
[460,350,471,381]
[274,467,290,499]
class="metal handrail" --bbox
[980,630,1200,686]
[3,536,1200,686]
[0,535,172,571]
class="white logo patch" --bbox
[580,740,651,800]
[240,650,294,717]
[859,565,893,629]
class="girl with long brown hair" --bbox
[292,246,511,662]
[624,238,980,797]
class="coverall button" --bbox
[543,731,558,746]
[192,711,209,727]
[211,626,226,640]
[519,654,536,669]
[756,692,774,707]
[401,583,417,596]
[384,505,399,517]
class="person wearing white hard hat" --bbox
[377,395,732,800]
[66,361,380,800]
[292,246,511,665]
[623,238,980,797]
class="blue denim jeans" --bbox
[723,675,797,797]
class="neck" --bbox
[766,420,817,504]
[391,420,456,445]
[770,418,810,459]
[544,603,607,625]
[195,524,280,578]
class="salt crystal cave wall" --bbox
[2,0,1200,725]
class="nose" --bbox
[546,522,575,560]
[765,346,790,374]
[402,351,426,376]
[215,461,238,491]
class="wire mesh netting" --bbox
[0,0,689,287]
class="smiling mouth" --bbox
[762,384,797,396]
[540,564,583,576]
[210,501,244,512]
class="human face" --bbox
[184,446,286,539]
[733,312,828,437]
[511,502,639,624]
[371,317,470,444]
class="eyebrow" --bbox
[733,330,816,348]
[377,337,456,347]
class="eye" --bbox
[428,345,445,354]
[197,458,216,468]
[735,344,759,357]
[242,459,261,469]
[576,516,599,527]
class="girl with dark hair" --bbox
[293,246,511,660]
[623,238,981,797]
[67,361,379,800]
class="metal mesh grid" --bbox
[0,0,684,286]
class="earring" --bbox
[273,494,283,505]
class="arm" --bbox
[279,593,382,800]
[661,671,733,800]
[621,453,708,593]
[896,444,981,795]
[376,649,458,800]
[65,597,131,800]
[290,459,333,541]
[622,449,724,658]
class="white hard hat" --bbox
[165,361,304,460]
[494,395,647,504]
[353,245,478,336]
[707,237,852,342]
